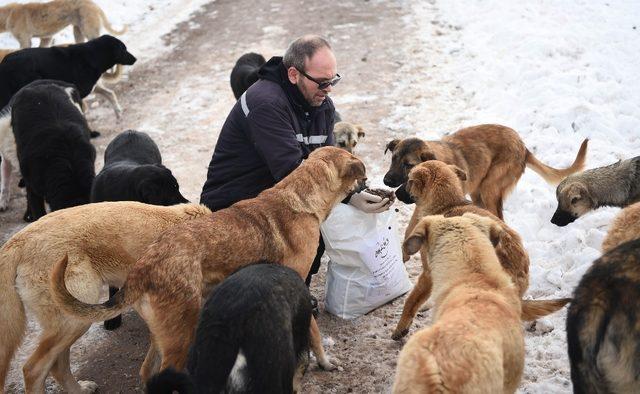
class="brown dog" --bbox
[333,121,365,154]
[391,160,569,339]
[601,201,640,253]
[0,0,126,48]
[384,124,588,219]
[0,201,211,394]
[50,146,367,383]
[392,214,524,394]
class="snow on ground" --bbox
[385,1,640,392]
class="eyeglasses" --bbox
[296,68,341,90]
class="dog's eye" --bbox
[571,197,580,205]
[403,163,413,170]
[352,141,357,147]
[338,142,346,147]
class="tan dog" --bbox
[391,160,569,339]
[392,214,524,394]
[333,121,365,154]
[383,124,589,219]
[0,201,210,394]
[0,0,126,48]
[601,201,640,253]
[50,146,367,383]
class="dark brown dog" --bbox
[391,160,570,339]
[383,124,588,219]
[50,146,366,383]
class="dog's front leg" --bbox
[392,271,433,340]
[25,187,46,222]
[309,316,337,371]
[0,155,12,211]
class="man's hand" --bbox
[349,190,393,213]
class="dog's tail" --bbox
[521,298,571,321]
[50,254,136,322]
[0,244,28,389]
[146,368,197,394]
[526,138,589,185]
[101,64,123,83]
[97,7,127,35]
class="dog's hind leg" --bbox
[392,271,433,340]
[309,317,336,371]
[49,327,98,394]
[16,34,32,49]
[73,26,86,43]
[92,83,123,118]
[0,155,12,211]
[38,37,53,47]
[140,339,161,383]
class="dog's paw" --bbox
[402,251,410,263]
[89,130,101,138]
[23,210,34,222]
[103,315,122,330]
[0,198,8,211]
[78,380,99,393]
[318,356,340,371]
[418,299,434,312]
[391,327,409,341]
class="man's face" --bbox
[289,47,338,107]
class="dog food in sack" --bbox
[321,203,412,319]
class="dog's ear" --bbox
[403,217,433,256]
[356,125,365,139]
[488,223,504,248]
[385,139,400,154]
[419,149,436,162]
[448,165,467,181]
[345,159,366,180]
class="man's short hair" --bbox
[283,35,332,71]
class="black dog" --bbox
[0,35,136,108]
[230,52,266,99]
[11,80,96,222]
[566,239,640,393]
[92,129,188,331]
[146,263,312,394]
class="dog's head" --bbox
[403,214,504,260]
[96,35,137,66]
[307,146,367,196]
[383,138,438,188]
[134,164,189,206]
[333,122,365,154]
[399,161,466,205]
[551,180,594,226]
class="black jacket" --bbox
[200,57,335,211]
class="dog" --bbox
[51,146,366,383]
[0,79,86,213]
[601,201,640,253]
[92,129,189,330]
[0,35,136,115]
[391,160,569,339]
[392,214,524,394]
[566,238,640,394]
[333,121,365,154]
[146,263,312,394]
[383,124,589,219]
[230,52,266,99]
[0,201,211,393]
[551,156,640,226]
[10,79,97,222]
[0,0,126,49]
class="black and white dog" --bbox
[230,52,266,100]
[10,80,96,221]
[92,129,188,331]
[146,263,313,394]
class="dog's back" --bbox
[230,52,266,99]
[567,239,640,394]
[147,263,312,394]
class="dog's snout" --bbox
[384,173,401,188]
[550,209,575,227]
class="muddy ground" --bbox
[2,0,536,393]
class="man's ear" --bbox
[448,165,467,181]
[287,66,299,84]
[356,125,365,139]
[385,139,400,154]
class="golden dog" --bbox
[391,160,569,339]
[0,201,210,394]
[383,124,588,219]
[51,147,367,383]
[392,214,524,394]
[0,0,125,48]
[601,201,640,253]
[333,121,365,154]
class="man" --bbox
[200,35,391,288]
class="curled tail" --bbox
[0,245,27,389]
[526,138,589,185]
[101,64,123,83]
[97,7,127,35]
[146,368,196,394]
[521,298,571,321]
[50,254,135,322]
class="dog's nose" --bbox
[383,173,400,188]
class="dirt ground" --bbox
[3,0,476,392]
